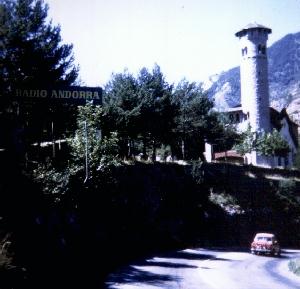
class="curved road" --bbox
[105,248,300,289]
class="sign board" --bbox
[15,86,102,105]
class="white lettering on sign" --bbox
[50,90,100,100]
[15,88,101,103]
[16,89,48,98]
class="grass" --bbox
[288,259,300,276]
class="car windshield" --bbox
[256,237,272,242]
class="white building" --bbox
[205,23,298,168]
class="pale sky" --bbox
[46,0,300,87]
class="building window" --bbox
[278,157,281,166]
[236,113,240,122]
[285,157,289,167]
[258,44,266,55]
[242,47,248,56]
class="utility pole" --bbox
[51,121,55,158]
[84,120,89,183]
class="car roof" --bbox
[255,233,275,238]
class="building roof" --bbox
[270,107,299,147]
[235,22,272,37]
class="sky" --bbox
[46,0,300,87]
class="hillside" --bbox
[207,32,300,124]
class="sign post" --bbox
[84,120,89,184]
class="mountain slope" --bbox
[207,32,300,123]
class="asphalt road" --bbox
[105,248,300,289]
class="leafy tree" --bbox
[104,70,140,158]
[137,65,177,161]
[210,112,241,153]
[0,0,78,99]
[234,124,256,156]
[70,104,121,175]
[234,126,290,159]
[33,104,121,198]
[256,129,290,157]
[173,79,219,160]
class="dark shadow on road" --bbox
[159,250,215,260]
[207,246,249,253]
[145,261,198,268]
[104,249,238,288]
[214,257,234,261]
[158,249,235,262]
[106,266,180,289]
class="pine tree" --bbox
[0,0,79,155]
[0,0,79,103]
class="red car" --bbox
[251,233,281,256]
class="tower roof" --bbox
[235,22,272,37]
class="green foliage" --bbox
[103,65,178,161]
[32,103,122,198]
[288,259,300,276]
[234,125,256,156]
[32,159,72,201]
[101,69,236,161]
[103,70,141,157]
[0,0,80,153]
[211,112,241,152]
[69,104,103,168]
[191,161,205,184]
[234,126,290,158]
[137,65,177,160]
[0,0,79,101]
[209,191,245,215]
[256,129,290,157]
[69,104,121,174]
[275,179,300,210]
[173,79,219,159]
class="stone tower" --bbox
[235,22,272,133]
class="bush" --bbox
[288,259,300,276]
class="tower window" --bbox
[236,113,240,122]
[242,47,248,56]
[258,45,266,55]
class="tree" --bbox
[104,70,141,158]
[137,65,177,161]
[256,129,290,157]
[234,126,290,160]
[173,79,218,160]
[0,0,79,154]
[208,112,241,157]
[0,0,78,99]
[70,104,121,175]
[234,124,257,156]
